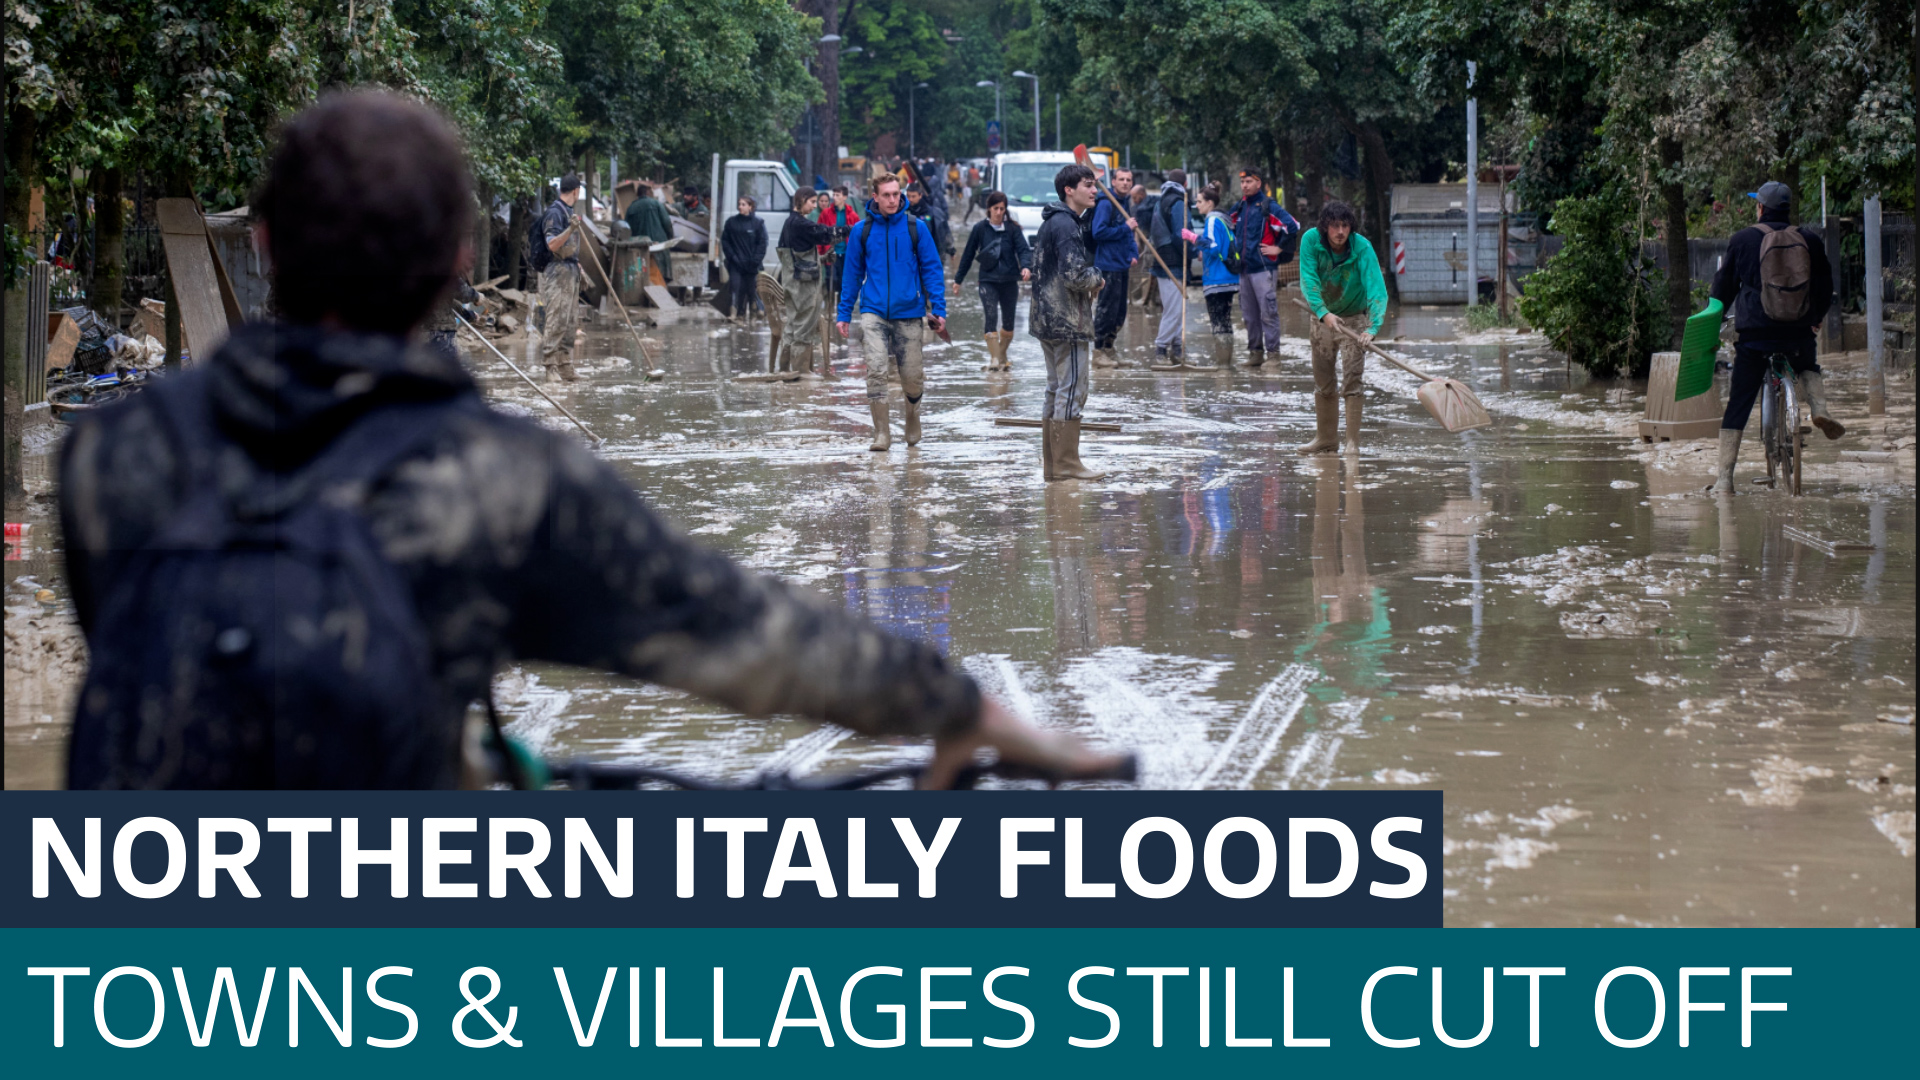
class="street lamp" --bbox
[803,35,844,191]
[909,81,929,161]
[975,79,1002,129]
[1011,70,1039,150]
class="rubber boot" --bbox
[1246,347,1266,369]
[1709,427,1741,495]
[869,399,891,451]
[1000,330,1016,370]
[1041,418,1056,481]
[1344,394,1363,453]
[981,334,997,371]
[791,343,813,376]
[551,359,578,383]
[903,397,923,446]
[1093,346,1118,369]
[1800,371,1845,439]
[1296,392,1339,454]
[1054,419,1106,480]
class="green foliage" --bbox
[1518,191,1667,379]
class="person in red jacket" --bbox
[818,186,862,309]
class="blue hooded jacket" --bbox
[1089,197,1139,272]
[836,200,947,323]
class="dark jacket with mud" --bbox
[58,323,981,788]
[1709,204,1833,346]
[1147,181,1190,280]
[778,211,835,255]
[1028,202,1102,342]
[720,213,767,268]
[953,219,1031,285]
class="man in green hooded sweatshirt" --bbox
[1297,200,1388,453]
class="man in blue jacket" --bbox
[837,174,947,451]
[1089,167,1140,368]
[1229,168,1301,367]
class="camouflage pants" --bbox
[539,262,581,366]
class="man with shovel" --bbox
[1297,200,1387,453]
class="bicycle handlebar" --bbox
[543,753,1140,791]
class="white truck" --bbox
[706,155,800,274]
[988,149,1113,242]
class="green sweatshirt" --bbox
[1299,227,1388,334]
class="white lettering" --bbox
[1288,818,1358,898]
[1369,817,1426,899]
[489,818,552,899]
[893,817,960,898]
[703,818,768,898]
[763,818,837,898]
[1120,817,1193,899]
[32,818,100,898]
[1594,967,1665,1048]
[339,818,407,899]
[1203,817,1276,899]
[839,966,906,1048]
[112,816,187,899]
[422,818,477,899]
[1067,967,1119,1048]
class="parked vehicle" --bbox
[989,150,1113,243]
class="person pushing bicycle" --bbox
[1707,180,1841,495]
[58,92,1120,792]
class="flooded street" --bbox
[7,274,1914,929]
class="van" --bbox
[989,150,1113,243]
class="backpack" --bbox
[1756,223,1812,321]
[68,372,472,789]
[527,201,558,275]
[1215,215,1246,276]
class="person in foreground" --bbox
[835,174,947,451]
[1706,180,1840,495]
[58,91,1117,791]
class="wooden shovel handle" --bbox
[1075,149,1179,281]
[1290,297,1438,381]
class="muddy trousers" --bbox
[1723,341,1819,430]
[1039,339,1092,421]
[1205,291,1237,333]
[1093,269,1130,348]
[1237,269,1281,351]
[538,262,581,365]
[860,313,925,402]
[1154,277,1186,348]
[1309,311,1370,396]
[979,280,1019,334]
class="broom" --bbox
[1291,297,1493,432]
[1072,145,1188,368]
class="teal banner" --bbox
[5,928,1912,1075]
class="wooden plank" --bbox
[643,284,680,311]
[207,230,245,326]
[156,197,232,364]
[46,313,79,371]
[993,417,1123,433]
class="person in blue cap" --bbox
[1705,180,1841,494]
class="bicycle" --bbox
[1755,352,1809,496]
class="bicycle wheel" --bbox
[1781,373,1802,496]
[1758,376,1781,487]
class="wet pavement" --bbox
[6,262,1915,928]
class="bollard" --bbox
[1863,195,1885,416]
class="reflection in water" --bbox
[1045,485,1099,654]
[843,456,952,654]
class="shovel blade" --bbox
[1416,378,1494,432]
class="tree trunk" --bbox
[507,197,526,290]
[1357,121,1396,297]
[1658,136,1690,349]
[789,0,842,184]
[471,185,490,285]
[90,165,126,323]
[1301,135,1325,222]
[4,99,37,508]
[1277,135,1297,213]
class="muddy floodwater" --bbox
[6,265,1914,929]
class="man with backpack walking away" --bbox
[1029,165,1108,481]
[534,173,586,382]
[836,175,948,451]
[56,91,1115,791]
[1706,181,1840,495]
[1089,167,1140,368]
[1229,168,1301,368]
[1147,170,1192,364]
